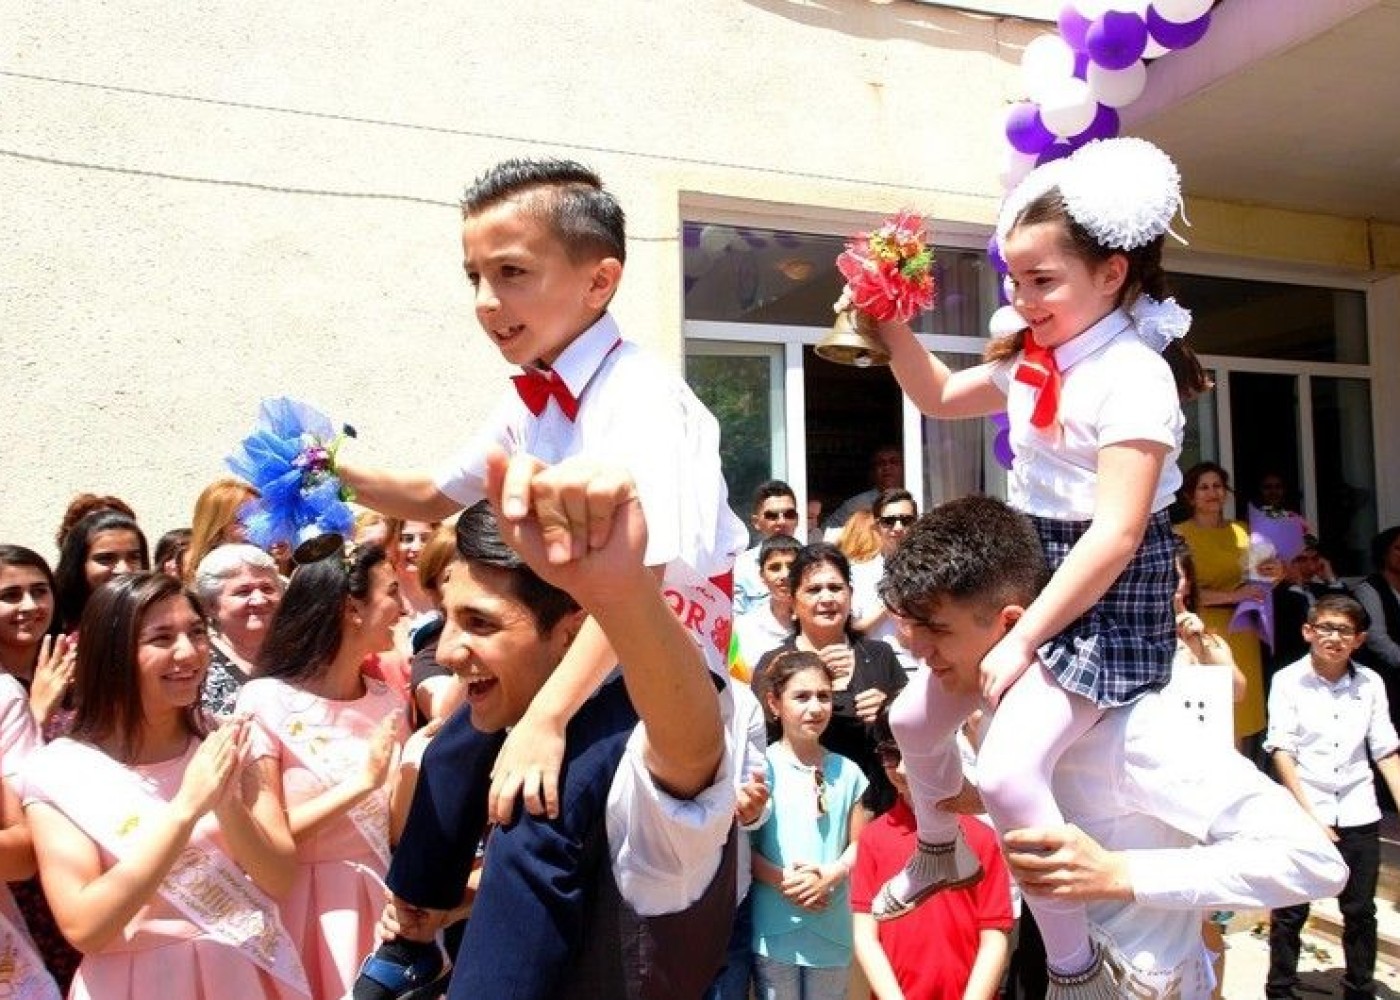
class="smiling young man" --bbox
[877,495,1348,1000]
[360,454,738,1000]
[1264,594,1400,1000]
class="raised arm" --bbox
[336,463,461,522]
[874,318,1006,419]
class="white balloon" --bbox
[698,226,730,254]
[1150,0,1213,23]
[999,147,1037,189]
[1086,59,1147,108]
[1142,36,1170,59]
[1039,77,1097,138]
[1104,0,1149,12]
[1074,0,1110,16]
[1021,35,1076,103]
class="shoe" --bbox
[870,832,983,921]
[351,941,449,1000]
[1046,933,1187,1000]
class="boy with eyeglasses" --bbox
[1264,593,1400,1000]
[733,481,801,615]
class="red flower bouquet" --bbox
[835,212,937,323]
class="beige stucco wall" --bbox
[2,0,1393,556]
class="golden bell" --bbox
[814,310,890,368]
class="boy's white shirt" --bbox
[1048,690,1347,986]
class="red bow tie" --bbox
[1013,338,1061,431]
[512,368,580,421]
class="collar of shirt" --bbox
[522,311,621,402]
[1300,661,1358,691]
[1052,308,1132,373]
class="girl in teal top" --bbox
[750,650,869,1000]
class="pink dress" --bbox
[20,741,304,1000]
[236,677,405,1000]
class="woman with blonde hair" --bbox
[185,479,259,586]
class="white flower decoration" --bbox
[1130,295,1192,352]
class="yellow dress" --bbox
[1174,520,1266,740]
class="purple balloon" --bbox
[1058,4,1091,51]
[987,236,1008,276]
[1086,11,1148,71]
[1005,102,1055,156]
[1072,50,1090,80]
[1147,8,1211,50]
[1036,141,1074,166]
[1074,103,1120,144]
[990,412,1015,471]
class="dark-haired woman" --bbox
[54,510,149,633]
[0,546,73,735]
[851,489,921,675]
[21,573,302,1000]
[752,544,906,806]
[235,545,406,1000]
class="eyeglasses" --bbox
[878,514,916,528]
[1310,623,1357,638]
[761,509,799,522]
[875,740,902,768]
[813,767,828,816]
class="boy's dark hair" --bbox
[259,544,390,684]
[461,158,626,265]
[454,501,580,636]
[1370,525,1400,573]
[873,488,916,520]
[880,495,1048,623]
[758,533,802,563]
[1308,593,1369,631]
[751,479,796,510]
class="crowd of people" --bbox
[0,146,1388,1000]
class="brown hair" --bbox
[756,649,834,720]
[185,478,259,586]
[416,522,460,597]
[55,493,137,550]
[71,572,208,759]
[986,188,1211,402]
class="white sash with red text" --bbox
[37,739,309,997]
[661,561,734,678]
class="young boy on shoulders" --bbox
[1263,593,1400,1000]
[344,158,747,998]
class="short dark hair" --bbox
[1308,593,1369,631]
[872,488,916,520]
[1370,526,1400,573]
[54,510,150,631]
[751,480,796,510]
[453,502,579,636]
[788,543,859,640]
[71,572,208,758]
[258,544,389,684]
[758,533,802,564]
[880,495,1048,622]
[461,158,626,265]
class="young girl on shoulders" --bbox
[749,650,869,1000]
[866,138,1211,996]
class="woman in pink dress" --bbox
[236,545,406,1000]
[21,572,304,1000]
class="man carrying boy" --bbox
[1264,594,1400,1000]
[342,158,747,996]
[878,495,1348,999]
[732,480,800,615]
[382,456,737,997]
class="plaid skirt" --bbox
[1030,509,1176,708]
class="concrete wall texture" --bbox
[2,0,1393,558]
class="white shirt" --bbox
[605,684,746,916]
[435,313,749,672]
[850,555,919,674]
[732,600,792,675]
[1051,691,1347,993]
[990,309,1183,521]
[1264,657,1400,827]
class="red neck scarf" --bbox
[1012,338,1061,430]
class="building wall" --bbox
[1,0,1393,555]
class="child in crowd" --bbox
[851,724,1012,1000]
[343,158,746,998]
[730,533,801,682]
[733,481,801,616]
[1264,594,1400,1000]
[866,138,1211,995]
[749,651,867,1000]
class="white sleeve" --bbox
[431,397,519,507]
[1121,727,1347,910]
[1364,669,1400,760]
[1262,669,1300,756]
[606,725,737,917]
[1095,349,1179,450]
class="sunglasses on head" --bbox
[762,509,799,522]
[878,514,916,528]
